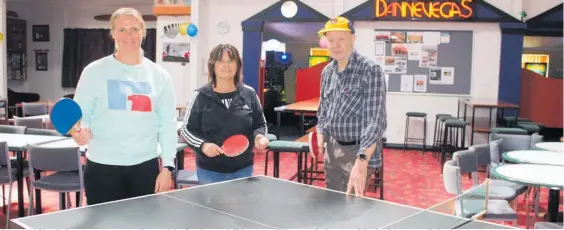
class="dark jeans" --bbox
[84,157,160,205]
[196,165,254,185]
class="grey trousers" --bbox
[324,136,377,193]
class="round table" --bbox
[534,142,563,152]
[491,164,564,189]
[502,150,563,166]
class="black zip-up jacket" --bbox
[180,83,267,173]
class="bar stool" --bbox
[490,127,528,135]
[502,116,530,127]
[516,122,540,135]
[433,114,453,158]
[404,112,427,152]
[440,118,466,173]
[264,141,310,183]
[432,114,452,151]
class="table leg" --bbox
[300,113,305,136]
[177,150,185,170]
[547,189,562,222]
[302,152,308,184]
[470,107,476,145]
[488,108,492,129]
[16,151,24,217]
[463,103,467,121]
[296,152,302,183]
[273,152,279,178]
[59,193,66,210]
[501,108,505,126]
[457,100,460,118]
[35,169,42,214]
[462,103,468,147]
[276,112,281,140]
[515,108,519,128]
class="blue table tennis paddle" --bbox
[50,98,83,135]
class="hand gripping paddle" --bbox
[50,98,83,135]
[222,134,249,157]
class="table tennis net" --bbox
[383,179,491,229]
[428,179,491,219]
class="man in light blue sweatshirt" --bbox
[71,8,177,205]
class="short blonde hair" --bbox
[110,7,146,38]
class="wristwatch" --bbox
[358,153,367,161]
[163,166,174,172]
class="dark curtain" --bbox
[61,28,156,88]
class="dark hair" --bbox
[207,44,243,87]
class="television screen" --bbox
[524,63,548,76]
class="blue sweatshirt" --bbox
[73,55,177,168]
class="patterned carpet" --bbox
[0,148,561,228]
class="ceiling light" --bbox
[281,1,298,18]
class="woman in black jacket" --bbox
[180,44,270,184]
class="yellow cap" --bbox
[318,16,354,35]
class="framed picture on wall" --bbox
[35,50,48,71]
[32,25,50,42]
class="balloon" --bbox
[179,23,188,36]
[187,23,198,37]
[319,36,328,48]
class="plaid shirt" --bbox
[317,50,387,168]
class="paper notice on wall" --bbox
[374,31,391,42]
[391,31,406,43]
[407,32,423,43]
[429,67,454,85]
[405,43,422,60]
[419,45,438,68]
[394,56,407,73]
[391,43,408,57]
[384,56,395,73]
[375,42,386,56]
[441,67,455,85]
[423,32,441,45]
[441,32,450,43]
[429,67,442,84]
[414,75,427,92]
[400,74,413,92]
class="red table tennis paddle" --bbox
[308,131,321,158]
[222,134,249,157]
[50,98,83,135]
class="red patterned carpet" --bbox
[0,148,561,228]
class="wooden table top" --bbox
[15,100,56,107]
[462,98,519,108]
[276,98,319,113]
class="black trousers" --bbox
[84,157,160,205]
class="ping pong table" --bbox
[11,175,513,229]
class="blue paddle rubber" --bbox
[50,98,83,135]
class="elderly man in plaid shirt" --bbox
[316,16,387,197]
